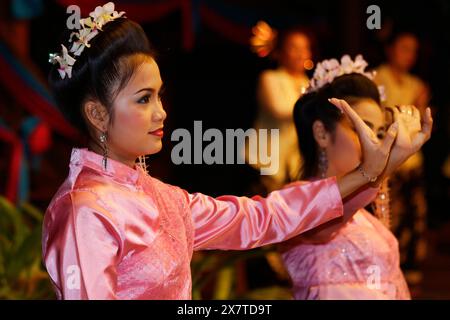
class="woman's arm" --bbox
[292,183,380,244]
[43,191,122,299]
[188,176,379,251]
[188,177,343,251]
[187,100,431,251]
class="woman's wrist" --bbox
[357,163,379,183]
[336,168,370,199]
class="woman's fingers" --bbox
[329,97,391,178]
[412,105,420,120]
[328,98,374,140]
[391,105,401,121]
[328,97,345,113]
[399,105,412,116]
[421,107,433,140]
[411,106,421,130]
[395,104,432,147]
[380,121,399,154]
[394,104,421,133]
[399,105,406,114]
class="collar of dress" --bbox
[69,148,143,185]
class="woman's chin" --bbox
[146,141,163,155]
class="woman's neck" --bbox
[387,63,407,83]
[282,67,306,79]
[88,141,136,169]
[325,164,341,179]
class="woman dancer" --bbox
[43,3,431,299]
[280,55,431,299]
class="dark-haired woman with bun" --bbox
[279,55,431,300]
[43,3,431,299]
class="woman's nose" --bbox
[153,105,167,122]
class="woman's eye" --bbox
[377,131,385,139]
[138,95,151,104]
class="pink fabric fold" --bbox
[280,209,411,300]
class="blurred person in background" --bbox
[374,30,430,291]
[248,21,314,192]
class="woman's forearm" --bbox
[336,167,370,199]
[297,172,379,245]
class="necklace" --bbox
[371,179,391,229]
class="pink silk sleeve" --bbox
[187,177,344,250]
[279,185,380,245]
[342,185,379,218]
[43,191,123,300]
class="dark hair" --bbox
[385,29,418,48]
[273,26,316,60]
[293,73,381,179]
[48,18,156,138]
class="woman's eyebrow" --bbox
[134,87,154,95]
[134,83,165,95]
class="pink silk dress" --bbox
[42,148,377,300]
[280,208,411,300]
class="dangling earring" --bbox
[100,132,108,170]
[318,148,328,179]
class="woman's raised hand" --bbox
[328,98,399,181]
[381,105,433,178]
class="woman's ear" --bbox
[312,120,330,148]
[83,100,110,133]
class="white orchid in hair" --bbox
[49,45,76,79]
[69,27,99,56]
[89,2,125,30]
[48,2,126,79]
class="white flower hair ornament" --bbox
[48,2,125,79]
[48,44,76,79]
[306,54,385,101]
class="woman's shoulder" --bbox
[153,177,193,218]
[45,167,126,226]
[145,174,189,200]
[46,182,118,223]
[405,72,425,89]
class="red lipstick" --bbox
[149,128,164,137]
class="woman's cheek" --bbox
[117,105,148,136]
[111,105,150,154]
